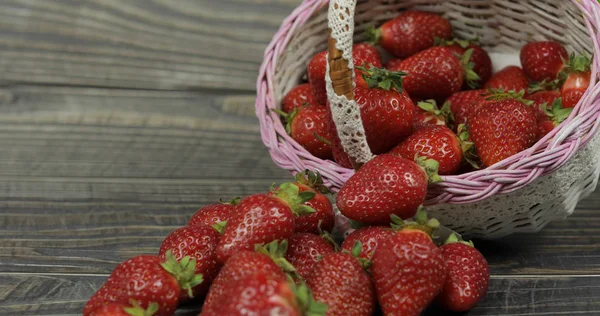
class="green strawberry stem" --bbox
[160,250,204,298]
[124,300,159,316]
[313,132,332,146]
[272,108,298,135]
[348,241,372,270]
[485,89,534,106]
[444,233,475,247]
[272,182,316,216]
[543,98,573,124]
[457,124,481,170]
[415,156,443,184]
[318,220,340,251]
[295,170,330,194]
[365,27,382,45]
[255,240,300,279]
[390,207,441,237]
[291,281,328,316]
[561,53,592,75]
[219,197,241,206]
[529,79,562,93]
[211,221,227,234]
[459,48,482,89]
[435,37,479,48]
[355,64,407,92]
[417,100,441,114]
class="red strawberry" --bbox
[307,250,376,315]
[391,46,477,103]
[412,100,449,130]
[216,183,315,262]
[282,83,320,113]
[202,241,295,314]
[485,66,530,94]
[520,41,568,82]
[188,197,238,232]
[437,38,493,88]
[536,98,572,139]
[203,272,300,316]
[336,154,440,225]
[158,225,221,301]
[469,92,537,167]
[438,235,490,312]
[444,89,488,127]
[354,66,416,154]
[389,125,470,175]
[561,54,592,108]
[83,254,202,316]
[372,229,447,316]
[277,105,334,160]
[90,301,158,316]
[385,58,403,70]
[367,11,452,59]
[285,233,336,280]
[527,90,561,120]
[341,226,394,260]
[308,44,382,105]
[292,170,335,234]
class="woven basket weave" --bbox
[256,0,600,238]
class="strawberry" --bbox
[389,125,472,175]
[83,254,202,316]
[187,197,238,232]
[385,58,403,70]
[202,241,296,314]
[292,170,335,234]
[158,225,221,301]
[412,100,449,130]
[307,248,376,315]
[285,233,336,280]
[282,83,320,113]
[444,89,488,127]
[216,183,315,262]
[372,228,447,316]
[367,11,452,59]
[336,154,441,225]
[308,44,382,105]
[468,91,537,167]
[526,90,561,120]
[354,66,416,154]
[561,54,592,108]
[390,46,478,103]
[436,38,493,88]
[520,41,568,82]
[341,226,394,260]
[90,301,158,316]
[276,105,334,160]
[484,66,530,94]
[536,98,572,139]
[438,234,490,312]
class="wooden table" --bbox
[0,1,599,315]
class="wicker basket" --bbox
[256,0,600,238]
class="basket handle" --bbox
[326,0,373,170]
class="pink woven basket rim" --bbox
[256,0,600,205]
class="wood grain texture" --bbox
[0,0,301,91]
[2,274,600,315]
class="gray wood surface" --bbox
[0,1,599,315]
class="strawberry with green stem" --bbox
[307,242,376,316]
[336,154,441,225]
[437,234,490,312]
[367,11,452,59]
[436,38,493,88]
[444,89,488,128]
[485,66,530,94]
[341,226,394,260]
[412,99,451,130]
[282,83,321,113]
[292,170,335,234]
[187,197,239,232]
[537,98,573,139]
[89,301,159,316]
[275,105,334,160]
[520,41,568,83]
[560,53,592,108]
[83,252,203,316]
[388,46,480,103]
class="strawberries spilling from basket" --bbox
[83,170,491,316]
[278,10,588,171]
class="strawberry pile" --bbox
[83,169,491,316]
[280,10,592,171]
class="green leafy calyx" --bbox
[356,64,407,92]
[295,170,330,194]
[272,182,316,216]
[365,27,382,45]
[123,300,159,316]
[160,250,203,298]
[415,156,443,184]
[255,240,299,278]
[291,281,328,316]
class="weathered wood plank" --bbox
[0,0,301,90]
[2,274,599,315]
